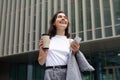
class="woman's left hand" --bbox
[70,41,80,54]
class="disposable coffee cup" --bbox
[41,34,50,49]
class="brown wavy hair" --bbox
[48,11,70,38]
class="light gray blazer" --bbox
[66,51,95,80]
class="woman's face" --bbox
[54,13,68,31]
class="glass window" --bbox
[71,33,76,39]
[83,72,94,80]
[58,0,61,10]
[64,0,68,16]
[103,0,112,26]
[34,0,36,15]
[115,25,120,35]
[10,64,17,80]
[29,0,31,16]
[79,32,84,41]
[18,65,27,80]
[105,27,112,37]
[91,51,120,80]
[71,0,75,33]
[33,0,36,30]
[33,17,36,50]
[87,31,92,40]
[33,62,45,80]
[94,0,101,28]
[10,64,27,80]
[86,0,92,29]
[78,0,83,31]
[39,0,42,38]
[113,0,120,24]
[95,29,102,38]
[51,0,54,16]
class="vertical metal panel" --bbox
[75,0,79,36]
[41,0,45,34]
[29,0,35,51]
[54,0,57,13]
[67,0,72,34]
[35,0,41,50]
[99,0,105,38]
[90,0,95,39]
[0,0,7,56]
[14,0,20,54]
[61,0,64,11]
[24,0,30,52]
[8,0,16,55]
[19,0,25,53]
[47,0,51,29]
[27,64,33,80]
[113,68,116,80]
[109,0,115,36]
[82,0,87,41]
[4,0,11,56]
[0,0,3,31]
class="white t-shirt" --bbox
[46,35,72,66]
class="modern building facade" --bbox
[0,0,120,80]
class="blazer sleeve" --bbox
[75,51,95,72]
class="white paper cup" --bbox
[41,34,50,49]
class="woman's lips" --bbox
[59,20,67,24]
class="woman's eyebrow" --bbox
[57,14,67,18]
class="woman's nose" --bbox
[61,17,65,20]
[61,18,65,20]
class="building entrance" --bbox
[104,66,120,80]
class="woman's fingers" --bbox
[71,41,80,53]
[71,41,79,49]
[39,39,43,47]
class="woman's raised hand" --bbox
[70,41,80,54]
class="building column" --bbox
[82,0,87,41]
[8,0,16,55]
[0,0,7,56]
[99,0,105,38]
[61,0,64,11]
[54,0,57,13]
[29,0,35,51]
[4,0,11,56]
[90,0,95,40]
[14,0,20,54]
[35,0,41,50]
[109,0,115,36]
[24,0,30,52]
[75,0,79,36]
[0,0,3,31]
[19,0,25,53]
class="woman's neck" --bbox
[56,30,65,36]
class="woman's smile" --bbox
[59,20,67,24]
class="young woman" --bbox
[38,11,80,80]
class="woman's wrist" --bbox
[72,50,79,55]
